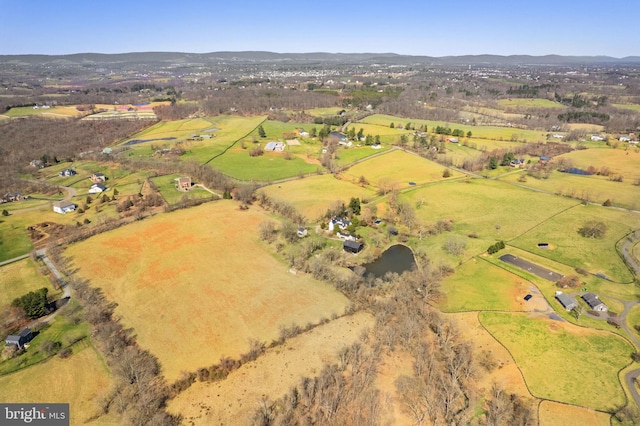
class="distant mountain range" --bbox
[1,51,640,66]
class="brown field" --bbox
[64,201,350,381]
[375,351,416,425]
[538,401,610,426]
[0,344,115,425]
[167,312,374,424]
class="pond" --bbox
[364,244,416,279]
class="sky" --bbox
[1,0,637,57]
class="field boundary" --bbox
[202,117,268,166]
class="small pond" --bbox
[364,244,416,279]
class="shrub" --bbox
[578,221,607,238]
[487,241,506,254]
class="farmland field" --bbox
[402,178,580,241]
[0,344,114,425]
[558,147,640,182]
[0,258,57,307]
[343,149,461,189]
[150,174,215,205]
[209,148,319,181]
[335,144,391,166]
[480,312,631,410]
[497,98,566,110]
[440,258,545,312]
[509,204,640,283]
[538,401,610,426]
[1,106,83,118]
[613,103,640,112]
[64,201,350,381]
[259,174,375,221]
[167,312,374,425]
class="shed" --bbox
[555,293,578,311]
[343,240,364,254]
[581,293,608,312]
[5,328,33,349]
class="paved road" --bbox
[499,253,564,281]
[625,370,640,414]
[36,248,70,300]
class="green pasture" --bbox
[440,257,533,312]
[0,213,35,262]
[0,303,89,375]
[0,258,59,307]
[334,145,391,166]
[0,197,52,212]
[1,106,81,118]
[402,178,580,241]
[259,174,375,221]
[626,304,640,339]
[209,148,319,181]
[558,147,640,182]
[613,104,640,112]
[497,98,566,110]
[461,137,527,152]
[303,107,353,117]
[360,114,545,142]
[480,311,631,410]
[500,170,640,210]
[509,204,640,283]
[150,174,215,205]
[244,120,312,141]
[343,149,461,190]
[345,122,413,138]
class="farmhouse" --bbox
[343,240,364,254]
[90,173,106,183]
[582,293,608,312]
[2,192,22,203]
[619,135,631,142]
[5,328,33,349]
[88,183,106,194]
[297,226,308,238]
[510,159,525,168]
[53,201,76,214]
[177,177,192,191]
[336,231,356,241]
[328,217,350,232]
[555,292,578,311]
[590,135,605,141]
[328,132,348,142]
[58,168,77,177]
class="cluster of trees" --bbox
[557,111,610,124]
[578,221,607,239]
[11,288,49,319]
[487,241,506,254]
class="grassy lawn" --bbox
[0,258,59,307]
[613,103,640,112]
[499,170,640,210]
[402,178,580,241]
[335,144,391,166]
[150,174,215,205]
[1,106,82,118]
[439,258,540,312]
[343,149,461,190]
[497,98,566,110]
[0,213,35,262]
[509,203,640,283]
[0,342,113,425]
[64,201,350,382]
[625,304,640,339]
[209,147,319,181]
[259,174,376,221]
[480,311,631,411]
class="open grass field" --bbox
[209,147,319,181]
[479,311,631,410]
[625,304,640,339]
[150,174,214,205]
[64,201,350,381]
[259,174,375,221]
[558,147,640,182]
[439,258,545,312]
[167,312,374,425]
[497,98,566,110]
[0,258,57,307]
[499,170,640,210]
[0,343,114,425]
[360,114,545,142]
[335,144,391,166]
[343,149,461,190]
[0,106,83,118]
[613,103,640,112]
[0,211,37,262]
[303,107,354,117]
[346,122,413,137]
[509,203,640,283]
[538,401,610,426]
[402,178,580,241]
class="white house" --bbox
[53,201,76,214]
[590,135,605,141]
[619,135,631,142]
[328,217,350,232]
[58,168,77,177]
[88,183,106,194]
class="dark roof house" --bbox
[343,240,364,254]
[555,293,578,311]
[5,328,33,349]
[582,293,608,312]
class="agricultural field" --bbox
[303,107,354,117]
[167,312,374,425]
[0,105,83,118]
[209,147,319,181]
[625,304,640,339]
[558,147,640,182]
[0,258,57,307]
[439,258,545,312]
[538,401,611,426]
[613,103,640,112]
[0,344,114,425]
[64,201,350,381]
[334,144,391,166]
[480,312,631,410]
[345,122,413,138]
[509,203,640,283]
[259,174,375,221]
[402,178,580,241]
[497,98,566,110]
[343,149,461,190]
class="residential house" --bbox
[328,132,348,142]
[343,240,364,254]
[88,183,106,194]
[90,173,106,183]
[5,328,33,349]
[29,159,44,168]
[555,292,578,311]
[336,231,356,241]
[328,217,350,232]
[58,168,77,177]
[177,177,192,191]
[619,135,631,142]
[2,192,22,203]
[446,137,459,143]
[297,129,309,138]
[297,226,308,238]
[53,201,76,214]
[590,135,605,141]
[581,293,608,312]
[510,159,525,168]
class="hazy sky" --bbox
[1,0,637,57]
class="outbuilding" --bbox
[343,240,364,254]
[5,328,33,349]
[581,293,608,312]
[555,292,578,311]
